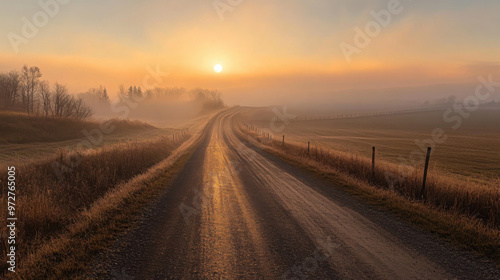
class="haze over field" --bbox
[2,1,500,279]
[1,0,500,107]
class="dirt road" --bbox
[102,108,499,279]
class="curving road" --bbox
[103,108,500,280]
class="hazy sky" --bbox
[1,0,499,105]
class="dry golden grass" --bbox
[0,133,189,275]
[0,110,207,167]
[0,110,155,144]
[238,124,500,260]
[0,108,221,279]
[240,124,500,228]
[244,108,500,185]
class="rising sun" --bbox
[214,64,223,73]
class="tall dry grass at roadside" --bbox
[0,133,189,273]
[242,126,500,230]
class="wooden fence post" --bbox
[282,135,285,146]
[421,147,432,199]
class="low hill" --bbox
[0,111,156,144]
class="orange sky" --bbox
[1,0,499,105]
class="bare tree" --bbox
[0,71,21,110]
[39,81,52,117]
[73,98,93,120]
[51,83,93,120]
[52,83,70,118]
[1,66,94,119]
[21,65,42,115]
[7,71,21,107]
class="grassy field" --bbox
[0,109,218,278]
[243,107,500,185]
[0,111,194,167]
[238,106,500,260]
[236,124,500,263]
[0,128,191,276]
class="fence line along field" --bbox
[242,106,500,186]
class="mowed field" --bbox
[243,106,500,185]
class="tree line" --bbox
[0,66,93,120]
[117,86,225,111]
[0,65,225,120]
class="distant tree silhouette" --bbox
[103,88,109,101]
[0,66,93,120]
[39,81,51,117]
[21,65,42,115]
[0,71,21,110]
